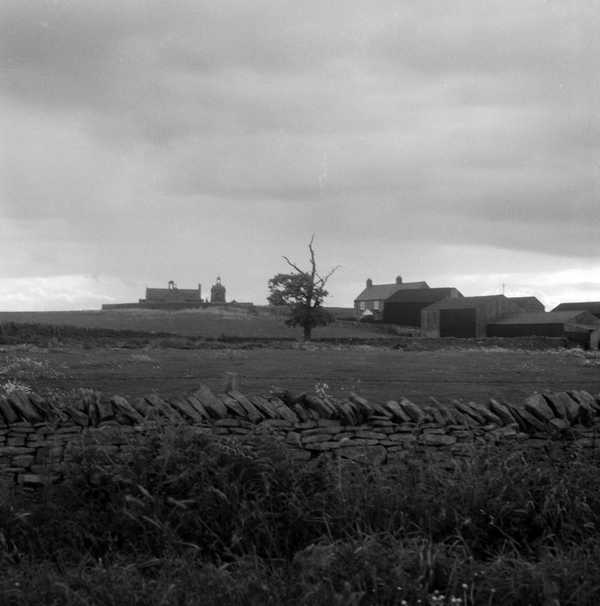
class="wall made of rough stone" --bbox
[1,385,600,488]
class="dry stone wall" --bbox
[1,385,600,488]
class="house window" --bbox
[359,301,366,311]
[373,300,380,311]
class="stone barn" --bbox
[487,310,600,348]
[552,301,600,319]
[382,287,463,327]
[421,295,524,338]
[140,281,203,308]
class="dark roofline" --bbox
[553,302,600,312]
[354,281,430,302]
[385,287,462,303]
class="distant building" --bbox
[508,296,545,312]
[382,287,463,327]
[421,295,524,338]
[210,276,226,304]
[354,276,429,320]
[488,310,600,349]
[552,301,600,319]
[102,280,204,310]
[142,280,202,306]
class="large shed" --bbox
[508,296,545,312]
[552,301,600,319]
[421,295,524,338]
[382,287,462,327]
[487,310,600,348]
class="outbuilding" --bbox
[421,295,524,338]
[508,296,545,312]
[487,310,600,348]
[382,287,462,327]
[552,302,600,319]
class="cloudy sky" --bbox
[1,0,598,311]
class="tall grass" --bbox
[2,427,600,604]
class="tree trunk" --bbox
[303,325,312,341]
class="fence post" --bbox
[224,372,240,392]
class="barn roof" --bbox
[423,294,508,311]
[355,281,429,302]
[552,302,600,316]
[385,287,462,303]
[509,296,545,312]
[491,311,600,326]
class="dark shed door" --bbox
[440,308,476,338]
[383,302,425,326]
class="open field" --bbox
[2,343,599,405]
[0,307,380,339]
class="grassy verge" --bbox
[1,428,600,604]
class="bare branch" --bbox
[282,256,305,275]
[316,265,341,286]
[308,235,316,280]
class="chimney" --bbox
[396,275,403,284]
[198,283,202,299]
[366,278,373,288]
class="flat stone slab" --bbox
[524,394,556,422]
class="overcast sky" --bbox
[1,0,598,311]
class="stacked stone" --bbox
[2,385,600,489]
[8,383,597,436]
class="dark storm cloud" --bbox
[1,0,598,308]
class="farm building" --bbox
[382,287,463,327]
[552,301,600,319]
[421,295,524,338]
[508,296,545,312]
[354,276,429,320]
[142,280,202,306]
[102,280,206,310]
[488,311,600,348]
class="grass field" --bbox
[0,307,382,339]
[2,344,599,406]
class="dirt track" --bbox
[3,345,599,406]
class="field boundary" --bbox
[1,382,599,489]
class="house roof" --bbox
[423,294,509,311]
[552,302,600,316]
[491,311,600,326]
[509,296,545,312]
[385,287,462,304]
[355,281,429,302]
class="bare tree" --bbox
[268,236,340,340]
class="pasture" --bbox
[2,342,599,407]
[0,306,376,339]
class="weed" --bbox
[2,430,600,604]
